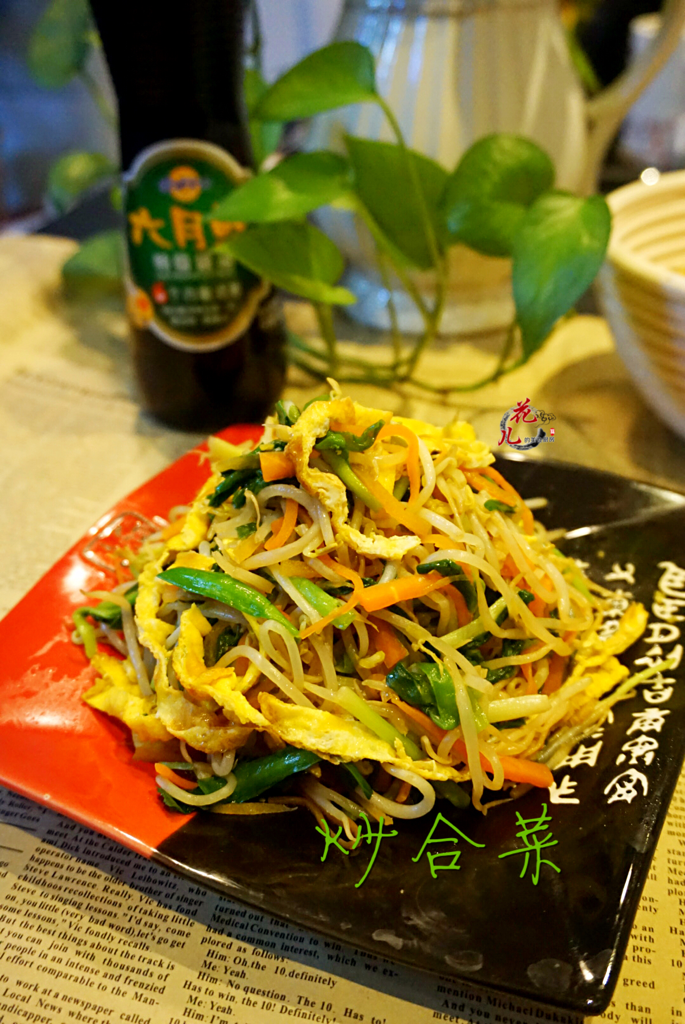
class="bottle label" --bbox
[124,139,266,353]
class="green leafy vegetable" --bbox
[393,477,409,501]
[288,576,356,629]
[325,578,376,600]
[230,747,321,803]
[484,499,515,514]
[209,467,292,510]
[315,419,384,455]
[204,624,245,667]
[414,662,459,730]
[493,717,526,731]
[208,468,254,508]
[416,559,478,613]
[385,662,435,707]
[159,774,233,814]
[72,585,138,656]
[343,763,373,800]
[512,191,611,358]
[275,399,301,426]
[485,639,527,683]
[236,522,257,539]
[337,686,423,760]
[255,42,377,121]
[387,660,487,732]
[441,589,534,649]
[319,450,382,511]
[215,625,244,660]
[157,567,298,637]
[434,780,470,809]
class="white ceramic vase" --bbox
[307,0,685,334]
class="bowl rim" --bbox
[606,170,685,298]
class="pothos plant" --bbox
[45,9,610,395]
[206,41,611,394]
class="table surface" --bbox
[3,232,685,1024]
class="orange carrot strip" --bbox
[497,754,553,788]
[371,617,408,669]
[264,498,298,551]
[300,555,364,639]
[355,469,430,537]
[542,652,568,694]
[259,450,296,482]
[268,514,284,536]
[377,422,421,504]
[390,698,446,746]
[501,554,516,578]
[451,740,553,788]
[358,572,451,613]
[463,469,512,505]
[443,583,472,628]
[523,662,537,695]
[528,595,547,618]
[154,763,197,791]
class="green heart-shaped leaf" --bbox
[48,151,117,213]
[255,42,377,121]
[441,135,555,257]
[27,0,92,88]
[512,192,611,358]
[219,222,355,305]
[62,229,124,296]
[346,137,448,270]
[211,152,352,224]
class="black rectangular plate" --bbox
[154,458,685,1015]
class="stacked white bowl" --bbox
[597,169,685,440]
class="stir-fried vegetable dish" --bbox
[74,384,648,828]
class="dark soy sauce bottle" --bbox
[90,0,286,431]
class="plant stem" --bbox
[287,350,394,389]
[375,248,403,368]
[288,331,397,374]
[80,68,117,129]
[406,320,520,394]
[374,94,449,382]
[397,319,436,382]
[246,0,263,68]
[314,303,339,378]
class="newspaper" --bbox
[1,235,684,1023]
[0,774,683,1024]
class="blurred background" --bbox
[1,0,680,232]
[0,0,341,228]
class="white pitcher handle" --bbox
[581,0,685,193]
